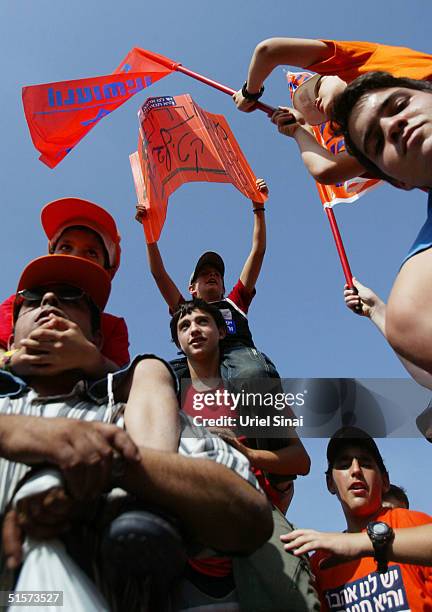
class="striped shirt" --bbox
[0,369,260,517]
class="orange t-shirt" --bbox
[311,508,432,611]
[307,40,432,83]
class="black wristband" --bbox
[242,82,264,102]
[253,207,265,213]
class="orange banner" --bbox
[130,94,266,243]
[286,71,381,207]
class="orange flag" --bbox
[286,71,381,207]
[22,49,178,168]
[130,94,266,243]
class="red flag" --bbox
[22,48,178,168]
[130,94,266,243]
[286,71,381,207]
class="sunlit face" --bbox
[54,228,107,267]
[176,308,225,362]
[328,445,389,519]
[12,285,97,346]
[189,265,224,302]
[348,87,432,187]
[315,75,346,117]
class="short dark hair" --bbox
[170,298,227,347]
[330,71,432,183]
[383,483,409,509]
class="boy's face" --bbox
[13,284,98,347]
[176,308,225,362]
[348,86,432,188]
[327,444,389,519]
[189,265,224,302]
[54,228,107,268]
[315,75,346,117]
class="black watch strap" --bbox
[241,82,264,102]
[367,521,394,574]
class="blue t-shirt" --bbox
[404,190,432,264]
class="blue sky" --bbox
[1,0,431,529]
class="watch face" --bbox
[373,522,389,536]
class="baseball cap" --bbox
[41,198,121,278]
[189,252,225,286]
[292,73,327,125]
[16,255,111,311]
[326,426,387,474]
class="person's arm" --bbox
[0,415,140,499]
[345,278,432,390]
[233,38,331,111]
[271,107,364,184]
[146,242,183,311]
[218,433,310,476]
[239,178,268,293]
[281,525,432,567]
[117,446,273,554]
[123,358,180,452]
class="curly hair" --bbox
[170,298,227,347]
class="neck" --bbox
[187,352,221,390]
[344,505,384,533]
[27,370,83,397]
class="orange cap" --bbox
[17,255,111,311]
[41,198,121,278]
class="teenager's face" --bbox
[189,265,224,302]
[328,445,388,519]
[348,87,432,188]
[54,228,107,267]
[176,308,225,362]
[13,285,97,346]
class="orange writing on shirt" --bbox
[130,94,266,243]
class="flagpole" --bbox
[175,65,275,116]
[174,61,355,288]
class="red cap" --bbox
[41,198,121,278]
[17,255,111,311]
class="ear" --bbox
[7,334,15,351]
[218,326,227,341]
[326,473,337,495]
[188,283,198,298]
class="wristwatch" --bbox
[241,82,265,102]
[366,521,394,574]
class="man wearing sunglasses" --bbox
[0,253,272,605]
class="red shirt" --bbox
[0,294,130,367]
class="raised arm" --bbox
[146,242,183,311]
[233,38,331,111]
[239,178,268,293]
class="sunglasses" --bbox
[17,285,86,304]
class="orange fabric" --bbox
[22,48,176,168]
[311,508,432,612]
[308,40,432,83]
[130,93,266,243]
